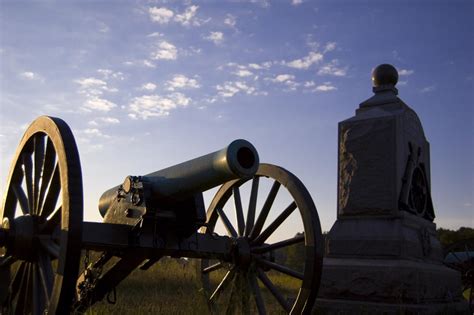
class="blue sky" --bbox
[0,0,472,233]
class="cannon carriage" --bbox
[0,116,324,314]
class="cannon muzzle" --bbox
[99,139,259,217]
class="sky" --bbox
[0,0,472,234]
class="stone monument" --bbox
[316,64,469,314]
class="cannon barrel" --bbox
[98,139,259,217]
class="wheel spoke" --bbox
[210,268,235,303]
[252,201,297,246]
[37,138,56,216]
[217,208,238,238]
[22,153,35,215]
[40,163,60,218]
[16,262,31,314]
[40,206,61,234]
[249,273,266,315]
[249,181,281,240]
[9,262,26,301]
[255,256,303,280]
[251,234,305,254]
[244,177,259,237]
[202,262,223,274]
[37,252,54,300]
[12,182,30,215]
[33,134,45,215]
[32,263,45,314]
[233,187,245,236]
[256,268,291,312]
[0,256,17,268]
[40,239,60,259]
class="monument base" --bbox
[315,298,469,315]
[314,213,470,314]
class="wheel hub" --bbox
[4,215,39,261]
[234,237,252,269]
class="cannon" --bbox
[0,116,324,314]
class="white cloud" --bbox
[271,74,295,83]
[97,69,124,80]
[286,51,323,69]
[147,32,163,38]
[83,97,117,112]
[304,81,315,87]
[89,117,120,126]
[224,14,236,28]
[420,85,435,93]
[314,82,337,92]
[20,71,41,81]
[166,74,200,91]
[324,42,337,52]
[216,81,260,98]
[234,69,253,77]
[175,5,199,26]
[292,0,303,5]
[141,83,157,91]
[128,93,191,119]
[98,22,109,33]
[75,77,117,95]
[151,41,177,60]
[399,69,414,76]
[317,59,347,77]
[205,32,224,45]
[149,7,174,24]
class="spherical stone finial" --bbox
[372,64,398,87]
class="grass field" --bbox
[83,257,301,315]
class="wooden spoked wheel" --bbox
[0,116,83,314]
[200,164,323,315]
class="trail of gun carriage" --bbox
[0,65,472,314]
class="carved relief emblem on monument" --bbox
[399,142,435,221]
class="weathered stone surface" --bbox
[321,65,468,314]
[338,100,434,220]
[326,212,443,262]
[315,298,469,315]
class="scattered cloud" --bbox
[234,69,253,77]
[271,74,295,83]
[324,42,337,53]
[97,69,124,80]
[291,0,303,5]
[123,60,156,68]
[420,85,435,93]
[314,82,337,92]
[141,83,157,91]
[88,117,120,126]
[166,74,200,91]
[128,93,191,119]
[19,71,42,81]
[463,202,472,207]
[216,81,262,98]
[175,5,200,26]
[83,97,117,112]
[318,59,347,77]
[224,14,236,28]
[205,32,224,45]
[398,69,414,76]
[75,77,117,96]
[151,41,178,60]
[98,22,109,33]
[149,7,174,24]
[149,5,205,27]
[304,81,315,87]
[285,51,323,69]
[147,32,163,38]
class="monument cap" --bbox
[372,64,398,87]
